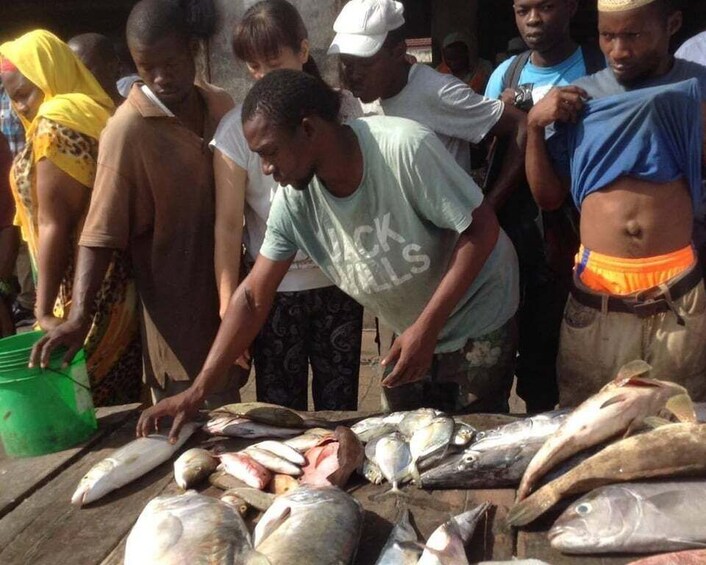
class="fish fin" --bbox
[644,491,689,513]
[370,484,410,502]
[615,360,653,383]
[665,393,697,423]
[664,539,706,548]
[600,393,628,409]
[643,416,674,429]
[506,485,561,527]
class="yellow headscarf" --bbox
[0,29,114,141]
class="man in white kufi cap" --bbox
[522,0,706,406]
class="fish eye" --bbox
[576,503,592,515]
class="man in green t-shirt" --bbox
[137,70,519,440]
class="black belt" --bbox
[570,265,702,321]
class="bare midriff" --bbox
[580,176,693,258]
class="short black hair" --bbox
[126,0,216,47]
[242,69,341,132]
[68,33,118,66]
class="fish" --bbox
[71,422,198,506]
[284,428,335,452]
[219,491,249,517]
[209,470,249,491]
[243,446,303,476]
[300,438,340,487]
[326,426,365,488]
[204,415,304,438]
[368,432,413,493]
[628,550,706,565]
[469,410,569,452]
[211,401,306,428]
[374,508,421,565]
[221,487,275,512]
[517,369,695,500]
[417,502,492,565]
[253,485,364,564]
[409,416,454,480]
[450,422,476,446]
[249,440,307,466]
[420,441,544,490]
[507,423,706,526]
[356,422,398,443]
[360,458,384,485]
[398,408,444,438]
[173,447,218,489]
[219,452,273,490]
[124,490,256,564]
[549,480,706,554]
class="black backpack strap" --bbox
[502,50,532,90]
[579,43,607,75]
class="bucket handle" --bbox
[1,366,91,391]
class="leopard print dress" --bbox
[11,118,142,406]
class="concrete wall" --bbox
[209,0,345,103]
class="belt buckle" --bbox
[631,298,668,318]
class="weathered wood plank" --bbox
[0,403,141,519]
[0,413,193,565]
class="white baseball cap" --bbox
[328,0,405,58]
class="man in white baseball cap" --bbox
[328,0,527,214]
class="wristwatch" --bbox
[513,83,534,111]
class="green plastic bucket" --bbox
[0,331,97,458]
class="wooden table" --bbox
[0,405,647,565]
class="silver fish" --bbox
[368,432,413,492]
[253,486,363,564]
[124,490,255,564]
[173,447,218,490]
[222,487,276,512]
[360,458,385,485]
[451,422,476,446]
[72,422,198,506]
[204,415,304,438]
[374,508,421,565]
[549,480,706,554]
[417,502,492,565]
[420,441,544,490]
[470,410,569,452]
[351,416,386,437]
[249,440,306,466]
[409,416,454,480]
[243,446,303,476]
[284,429,334,452]
[398,408,445,438]
[628,549,706,564]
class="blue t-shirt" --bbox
[548,79,703,211]
[485,47,589,100]
[573,58,706,101]
[260,116,519,351]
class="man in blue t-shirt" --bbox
[525,0,706,407]
[485,0,604,413]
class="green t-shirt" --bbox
[260,116,519,352]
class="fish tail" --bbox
[411,463,421,484]
[506,485,561,527]
[665,393,697,423]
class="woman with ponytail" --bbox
[211,0,363,410]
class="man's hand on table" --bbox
[136,388,203,443]
[381,322,437,388]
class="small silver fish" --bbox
[398,408,444,438]
[284,428,334,452]
[173,447,219,489]
[249,440,306,466]
[242,446,302,476]
[451,422,476,446]
[369,432,413,493]
[409,416,454,480]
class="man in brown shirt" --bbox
[32,0,240,405]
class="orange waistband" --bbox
[576,245,695,295]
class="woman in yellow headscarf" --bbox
[0,30,142,405]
